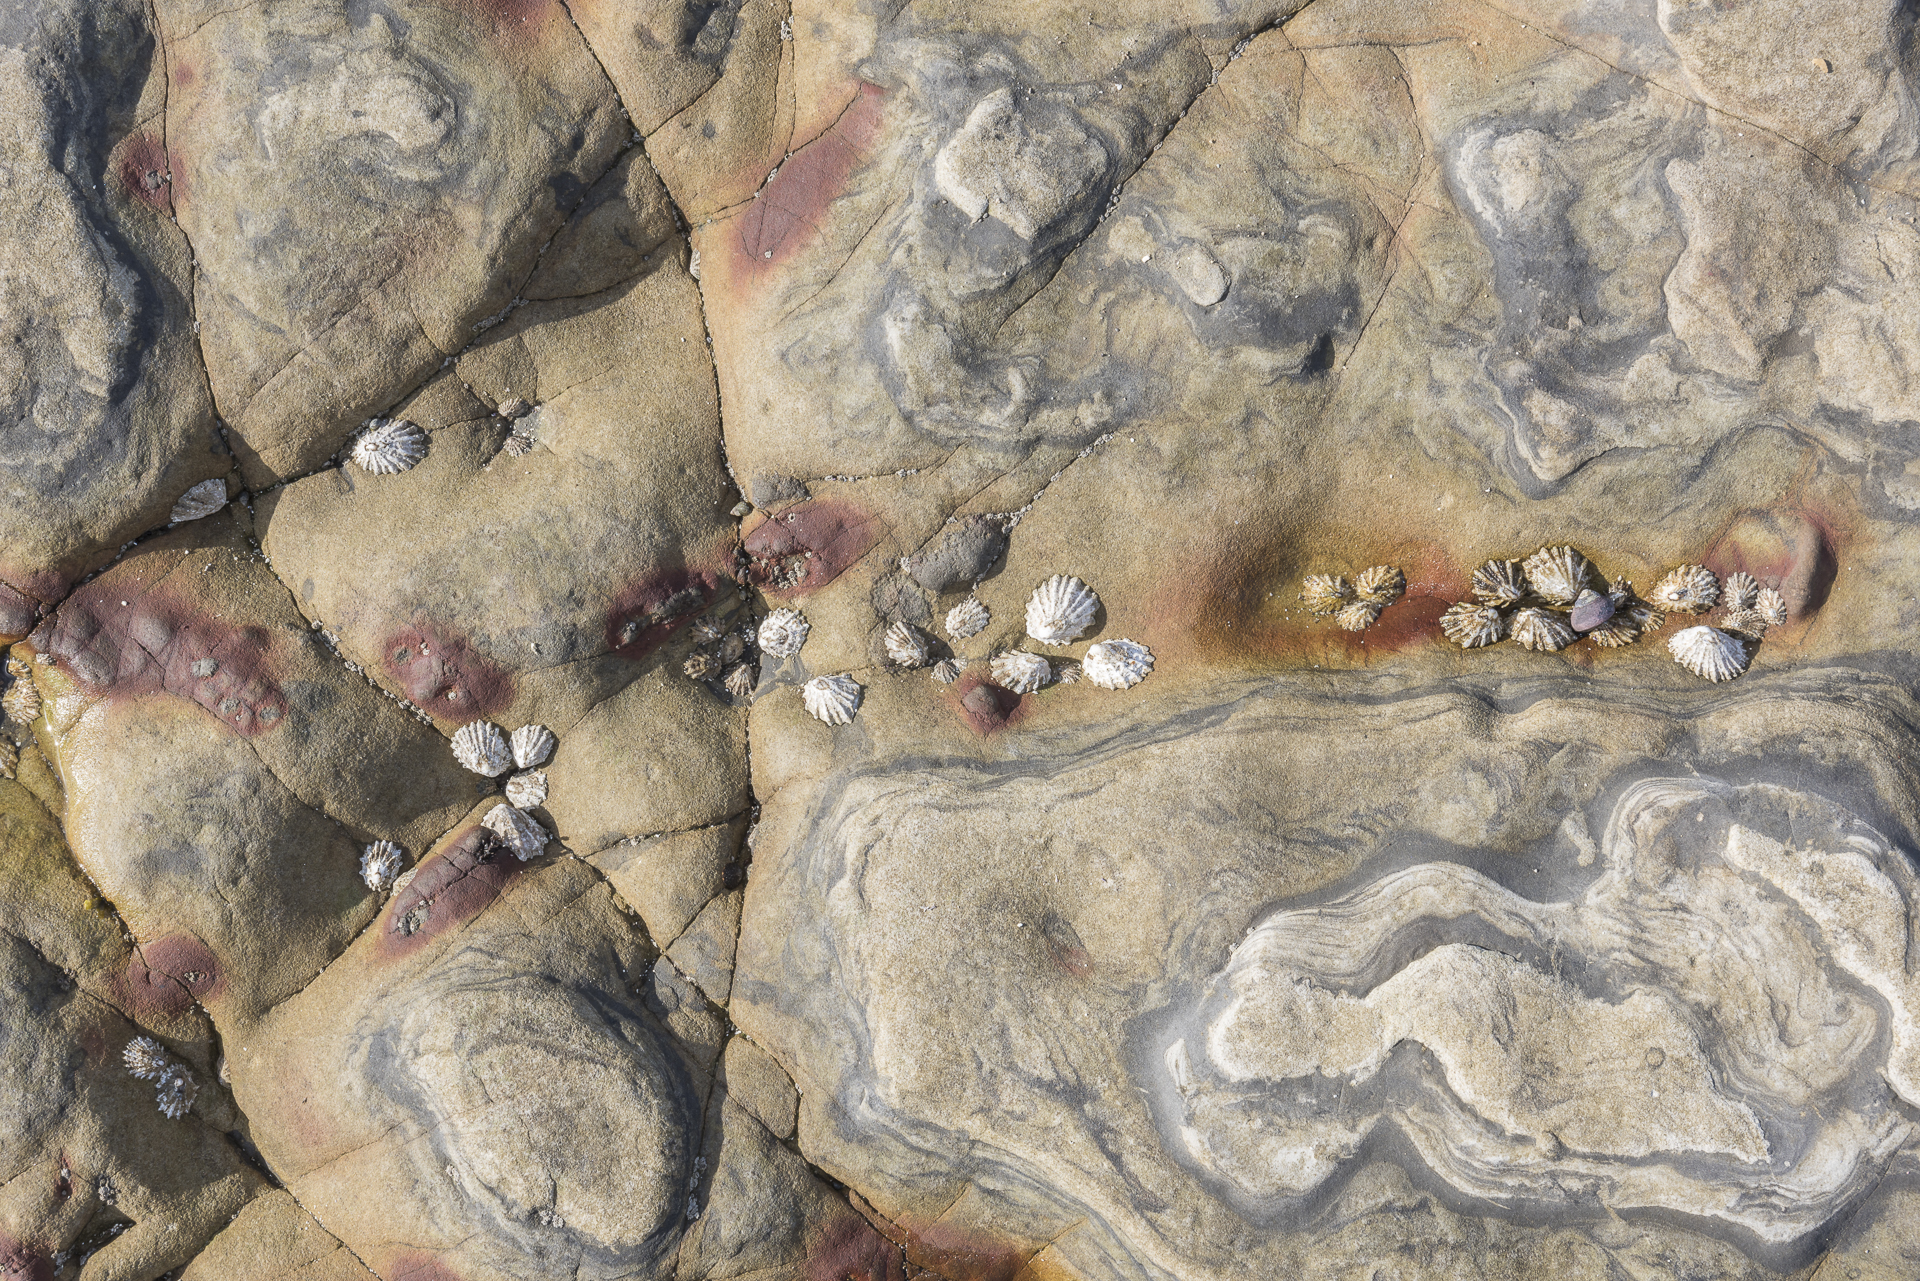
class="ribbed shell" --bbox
[483,803,549,861]
[169,479,227,523]
[1469,560,1529,606]
[348,418,429,475]
[501,433,535,458]
[1722,571,1760,612]
[123,1036,170,1080]
[1026,576,1099,645]
[1648,565,1719,614]
[1754,587,1787,628]
[945,596,990,639]
[723,664,757,699]
[1668,625,1749,682]
[1299,574,1354,615]
[684,651,720,680]
[510,724,555,769]
[1053,660,1083,685]
[802,674,863,725]
[884,621,931,667]
[1521,546,1597,606]
[1717,609,1767,638]
[155,1068,196,1120]
[692,617,729,644]
[1083,639,1153,690]
[990,651,1051,694]
[1440,602,1506,648]
[505,770,548,809]
[451,722,513,777]
[0,739,15,781]
[1354,565,1405,606]
[931,657,964,684]
[1335,601,1382,632]
[2,678,39,726]
[1510,607,1576,652]
[360,841,404,892]
[758,608,810,658]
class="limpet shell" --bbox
[360,841,404,893]
[684,651,720,680]
[483,803,549,861]
[123,1036,169,1081]
[758,608,810,659]
[1722,572,1760,612]
[1754,587,1787,628]
[348,418,429,475]
[1510,607,1576,652]
[505,769,548,809]
[1439,602,1505,648]
[945,596,990,640]
[931,657,965,684]
[1082,639,1153,690]
[155,1067,196,1120]
[1026,576,1099,645]
[1354,565,1405,606]
[169,478,227,523]
[1054,660,1083,685]
[802,674,863,725]
[501,433,535,458]
[451,722,513,777]
[724,664,757,699]
[1668,625,1749,682]
[1335,601,1382,631]
[1469,560,1528,606]
[2,676,41,725]
[1648,564,1719,614]
[510,724,555,770]
[1299,574,1354,616]
[990,651,1051,694]
[1520,546,1596,606]
[692,617,729,644]
[0,739,15,780]
[884,621,931,668]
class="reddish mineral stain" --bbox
[733,83,886,277]
[0,582,37,642]
[116,134,174,213]
[115,934,222,1017]
[389,1254,466,1281]
[805,1214,903,1281]
[744,500,886,595]
[0,1232,51,1281]
[34,578,289,735]
[904,1222,1030,1281]
[377,827,525,960]
[1704,507,1838,625]
[173,60,195,88]
[951,670,1027,736]
[431,0,552,41]
[604,568,724,661]
[381,621,513,722]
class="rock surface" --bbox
[4,0,1920,1277]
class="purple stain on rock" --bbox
[1570,588,1614,632]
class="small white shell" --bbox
[723,664,757,699]
[155,1066,196,1120]
[123,1036,170,1081]
[1300,574,1354,616]
[348,418,429,475]
[451,722,513,777]
[945,596,990,639]
[990,651,1052,694]
[1353,565,1405,606]
[1722,571,1759,612]
[1754,587,1787,628]
[0,739,15,780]
[169,479,227,523]
[1440,602,1505,648]
[758,608,810,658]
[501,432,535,458]
[483,803,549,861]
[2,677,40,726]
[510,724,555,770]
[802,674,863,725]
[1510,607,1576,652]
[1521,546,1597,606]
[1083,639,1153,690]
[931,657,965,684]
[505,770,548,809]
[1648,564,1719,614]
[884,621,931,668]
[1470,560,1528,606]
[1335,600,1382,632]
[1668,625,1750,682]
[1053,660,1082,685]
[360,840,404,892]
[1025,575,1099,645]
[684,651,721,680]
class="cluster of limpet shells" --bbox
[683,611,761,701]
[965,575,1152,696]
[122,1036,197,1120]
[444,721,555,859]
[1300,565,1406,631]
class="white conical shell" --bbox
[483,803,549,861]
[931,657,964,684]
[348,418,429,475]
[1440,602,1506,648]
[2,677,39,725]
[758,608,810,658]
[884,621,930,667]
[1668,625,1750,682]
[1335,600,1382,632]
[1510,607,1575,652]
[1648,564,1719,614]
[1721,571,1759,612]
[1520,546,1596,606]
[945,596,990,639]
[1470,560,1528,606]
[1353,565,1405,606]
[802,674,863,725]
[505,770,548,809]
[123,1036,170,1081]
[510,724,555,769]
[1083,639,1153,690]
[155,1067,196,1120]
[360,840,404,892]
[1299,574,1354,615]
[990,651,1051,693]
[169,478,227,523]
[1754,587,1787,628]
[1025,575,1099,645]
[723,664,757,699]
[451,722,513,776]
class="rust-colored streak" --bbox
[380,621,514,723]
[733,83,886,278]
[951,670,1028,737]
[805,1214,904,1281]
[376,827,524,960]
[743,500,885,596]
[388,1253,467,1281]
[114,933,223,1018]
[115,133,174,214]
[905,1221,1031,1281]
[34,580,289,735]
[0,1231,51,1281]
[604,568,724,662]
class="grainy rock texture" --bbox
[5,0,1920,1277]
